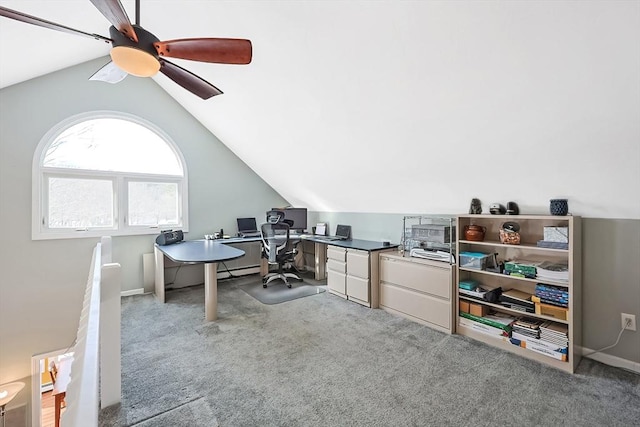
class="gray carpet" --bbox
[239,278,326,304]
[132,398,217,427]
[101,273,640,427]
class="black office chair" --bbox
[260,213,302,288]
[266,209,285,224]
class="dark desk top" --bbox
[219,236,262,244]
[198,235,398,252]
[303,236,399,252]
[155,240,245,263]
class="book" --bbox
[537,261,569,272]
[459,317,509,338]
[540,321,569,335]
[536,261,569,282]
[501,302,535,313]
[514,316,544,329]
[504,260,540,278]
[525,340,568,361]
[501,289,533,303]
[533,296,568,308]
[535,284,569,303]
[500,289,535,311]
[511,332,568,352]
[536,283,569,293]
[536,240,569,250]
[459,312,514,332]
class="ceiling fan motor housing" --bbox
[109,25,161,76]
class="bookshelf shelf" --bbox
[456,324,572,371]
[456,214,581,373]
[458,296,569,325]
[458,267,570,288]
[458,239,569,254]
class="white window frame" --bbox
[32,111,189,240]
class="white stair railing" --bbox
[60,237,122,427]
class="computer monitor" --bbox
[237,217,258,233]
[272,207,308,232]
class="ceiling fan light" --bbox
[110,46,160,77]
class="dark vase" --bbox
[550,199,568,216]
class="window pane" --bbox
[43,118,183,175]
[128,182,179,226]
[48,177,114,228]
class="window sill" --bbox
[32,226,188,241]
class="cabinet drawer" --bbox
[346,275,369,302]
[327,258,346,274]
[327,269,346,294]
[347,249,370,279]
[380,257,450,299]
[380,282,450,329]
[327,246,346,262]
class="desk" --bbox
[154,240,245,321]
[52,356,73,427]
[221,235,396,281]
[153,236,398,315]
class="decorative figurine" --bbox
[489,203,507,215]
[550,199,568,216]
[469,198,482,214]
[506,201,519,215]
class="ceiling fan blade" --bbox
[154,38,252,65]
[89,61,128,84]
[0,6,110,42]
[159,59,223,100]
[89,0,138,42]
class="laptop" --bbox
[320,224,352,241]
[237,217,261,238]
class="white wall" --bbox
[0,57,287,383]
[181,0,640,219]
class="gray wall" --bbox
[315,212,640,365]
[0,57,287,388]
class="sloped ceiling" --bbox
[1,1,639,218]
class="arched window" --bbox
[33,112,188,240]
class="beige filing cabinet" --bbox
[326,245,389,307]
[379,252,455,333]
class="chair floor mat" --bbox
[239,279,326,305]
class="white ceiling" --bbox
[1,1,639,218]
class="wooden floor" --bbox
[41,390,63,427]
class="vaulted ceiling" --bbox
[1,1,638,218]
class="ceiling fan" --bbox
[0,0,252,99]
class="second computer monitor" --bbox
[273,207,308,232]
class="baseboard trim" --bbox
[581,347,640,374]
[121,288,144,297]
[217,266,260,279]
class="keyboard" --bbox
[315,236,345,241]
[240,232,261,238]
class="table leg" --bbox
[154,246,165,303]
[314,242,327,280]
[54,392,65,427]
[260,257,268,277]
[204,262,218,321]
